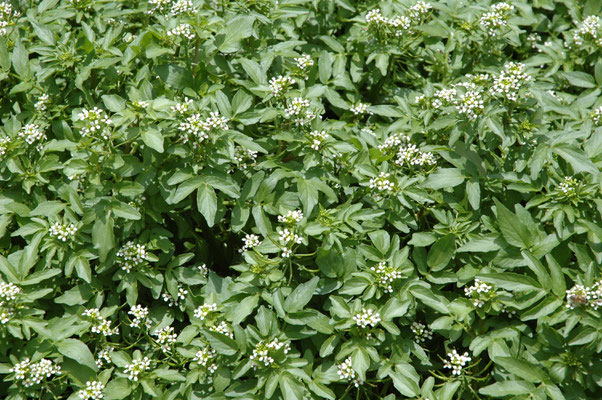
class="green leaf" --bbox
[202,330,239,356]
[141,129,164,153]
[427,234,456,271]
[216,16,255,53]
[552,145,598,174]
[494,357,548,383]
[197,184,218,227]
[493,199,533,248]
[56,339,98,371]
[153,368,186,382]
[104,378,132,400]
[476,273,541,292]
[102,94,126,113]
[422,168,465,190]
[92,215,114,262]
[279,372,305,400]
[479,381,536,396]
[285,276,319,313]
[562,71,596,88]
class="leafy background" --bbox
[0,0,601,399]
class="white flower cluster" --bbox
[430,88,457,108]
[78,380,104,400]
[573,16,601,46]
[480,2,515,36]
[11,358,61,387]
[566,281,602,310]
[411,322,433,343]
[380,134,436,167]
[116,241,148,272]
[527,33,542,49]
[128,305,150,328]
[353,308,381,328]
[241,233,261,252]
[82,308,119,336]
[49,222,78,241]
[0,1,19,36]
[124,357,151,382]
[295,54,314,70]
[0,282,20,323]
[77,107,113,140]
[148,0,193,16]
[369,172,395,193]
[249,339,291,368]
[366,2,432,36]
[194,303,218,320]
[233,146,258,169]
[132,100,149,109]
[284,97,316,126]
[178,111,229,144]
[490,62,531,102]
[128,195,146,212]
[337,357,363,387]
[350,102,370,116]
[167,23,195,40]
[171,97,193,114]
[96,347,113,368]
[198,263,208,278]
[455,90,484,120]
[209,320,233,338]
[444,350,472,375]
[193,346,218,373]
[35,93,50,111]
[19,123,46,145]
[591,106,602,125]
[308,129,329,150]
[162,284,188,307]
[269,75,295,96]
[558,176,578,197]
[0,136,10,156]
[153,326,177,352]
[277,228,303,258]
[278,210,303,224]
[370,262,402,293]
[464,279,493,308]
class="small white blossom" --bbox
[353,308,381,328]
[209,321,233,338]
[77,107,112,140]
[295,54,314,70]
[464,279,494,308]
[124,357,151,382]
[284,97,316,126]
[132,100,149,109]
[11,358,61,387]
[337,357,363,387]
[241,234,261,252]
[365,9,389,26]
[369,172,395,193]
[170,0,193,16]
[278,210,303,224]
[78,380,104,400]
[490,62,531,102]
[193,346,218,373]
[96,347,113,368]
[308,129,329,150]
[18,123,46,145]
[350,102,370,115]
[83,308,119,336]
[0,136,10,156]
[444,350,472,375]
[573,15,600,46]
[35,93,50,111]
[277,228,303,245]
[558,176,578,198]
[591,106,602,125]
[0,282,21,306]
[128,305,150,328]
[370,262,402,293]
[167,23,195,39]
[198,264,208,278]
[233,146,258,169]
[480,2,515,36]
[0,2,19,36]
[269,75,295,96]
[179,112,229,144]
[407,1,432,20]
[455,90,484,120]
[171,97,193,114]
[116,241,148,272]
[153,326,177,352]
[194,303,218,320]
[389,16,411,36]
[411,322,433,343]
[250,339,291,368]
[49,222,78,242]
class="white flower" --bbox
[241,234,261,252]
[77,107,112,140]
[167,23,195,40]
[194,303,218,320]
[198,264,208,278]
[0,1,19,36]
[308,129,329,150]
[573,15,600,46]
[0,282,21,306]
[353,308,381,328]
[148,0,171,13]
[178,112,229,144]
[170,0,193,16]
[558,176,578,197]
[116,241,148,272]
[78,380,104,400]
[444,350,471,375]
[337,357,363,387]
[171,97,193,114]
[153,326,177,352]
[380,134,436,168]
[591,106,602,125]
[49,222,78,241]
[233,146,258,169]
[0,135,10,156]
[124,357,151,382]
[350,102,370,115]
[284,97,316,126]
[83,308,119,336]
[18,123,46,145]
[388,16,411,36]
[489,62,531,102]
[269,75,295,96]
[565,282,602,310]
[35,93,50,111]
[369,172,395,193]
[132,100,149,109]
[408,1,432,20]
[128,305,150,328]
[277,228,303,245]
[411,322,433,343]
[250,339,291,368]
[209,321,233,338]
[11,358,61,387]
[193,346,218,373]
[278,210,304,224]
[295,54,314,70]
[480,2,515,36]
[366,9,388,26]
[96,347,113,368]
[455,90,484,120]
[370,262,402,293]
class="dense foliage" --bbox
[1,0,602,399]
